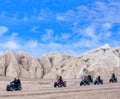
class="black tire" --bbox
[86,81,90,85]
[114,78,117,82]
[54,82,57,87]
[6,85,14,91]
[80,81,84,86]
[15,86,22,91]
[19,86,22,91]
[9,87,14,91]
[89,79,93,83]
[100,80,103,84]
[6,85,10,91]
[63,83,66,87]
[17,84,22,91]
[109,79,112,82]
[94,80,97,85]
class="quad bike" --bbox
[94,78,103,85]
[6,82,22,91]
[54,80,66,87]
[109,77,117,83]
[80,75,93,86]
[80,80,90,86]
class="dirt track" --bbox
[0,77,120,99]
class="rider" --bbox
[16,78,21,87]
[58,76,63,83]
[112,73,115,78]
[12,78,18,88]
[12,78,17,83]
[12,78,21,88]
[97,75,101,82]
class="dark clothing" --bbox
[17,79,21,85]
[112,73,115,78]
[12,79,18,88]
[12,78,17,84]
[12,78,21,88]
[59,76,63,82]
[98,76,100,79]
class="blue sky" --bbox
[0,0,120,57]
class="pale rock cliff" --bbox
[0,44,120,79]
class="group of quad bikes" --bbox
[80,73,117,86]
[54,73,117,88]
[5,73,117,91]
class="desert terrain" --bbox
[0,77,120,99]
[0,45,120,99]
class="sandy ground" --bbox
[0,77,120,99]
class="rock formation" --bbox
[0,44,120,79]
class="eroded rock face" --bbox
[0,51,43,79]
[0,53,6,76]
[0,45,120,79]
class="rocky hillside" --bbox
[0,44,120,79]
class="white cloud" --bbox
[25,40,38,48]
[23,16,29,22]
[0,33,20,50]
[47,42,62,49]
[72,38,98,48]
[55,1,120,24]
[41,29,54,41]
[103,23,112,29]
[85,25,96,39]
[9,33,18,40]
[6,41,19,49]
[36,8,55,21]
[31,25,40,32]
[56,14,65,21]
[56,10,75,22]
[55,1,120,48]
[61,33,70,40]
[0,41,19,50]
[73,22,78,27]
[0,26,8,36]
[45,29,54,36]
[105,32,111,37]
[21,41,64,56]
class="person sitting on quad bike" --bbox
[80,75,93,86]
[87,75,93,83]
[6,78,22,91]
[12,78,17,83]
[80,76,88,86]
[109,73,117,83]
[58,76,63,83]
[94,75,103,85]
[54,76,66,87]
[12,78,21,88]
